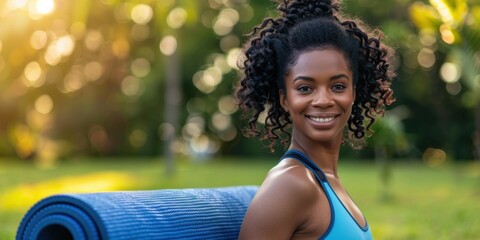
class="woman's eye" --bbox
[332,84,346,92]
[297,86,311,92]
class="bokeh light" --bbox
[35,94,54,115]
[131,58,151,78]
[423,147,447,167]
[159,35,177,56]
[419,30,436,47]
[218,95,238,115]
[440,24,455,44]
[213,8,239,36]
[121,76,144,97]
[212,112,231,131]
[131,4,153,25]
[167,7,188,29]
[30,31,48,50]
[84,30,104,51]
[445,82,462,96]
[35,0,55,15]
[440,62,460,83]
[129,129,147,148]
[62,66,85,93]
[417,48,436,68]
[24,61,43,85]
[227,48,241,69]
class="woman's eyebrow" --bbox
[330,74,350,80]
[293,76,314,82]
[293,74,350,82]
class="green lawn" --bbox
[1,157,479,239]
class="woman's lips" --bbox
[307,116,335,123]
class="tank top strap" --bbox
[281,149,327,182]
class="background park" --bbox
[0,0,479,239]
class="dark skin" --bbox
[239,49,366,239]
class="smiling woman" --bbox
[234,0,396,239]
[282,49,354,146]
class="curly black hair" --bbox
[235,0,396,151]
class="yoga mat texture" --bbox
[17,186,258,240]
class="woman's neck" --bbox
[288,131,343,178]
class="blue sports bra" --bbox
[281,149,373,240]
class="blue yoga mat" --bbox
[16,186,258,240]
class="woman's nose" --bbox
[311,89,334,108]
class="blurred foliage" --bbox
[0,0,479,164]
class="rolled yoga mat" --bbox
[16,186,258,240]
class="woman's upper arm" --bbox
[238,166,316,240]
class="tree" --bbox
[410,0,480,159]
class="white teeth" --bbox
[309,116,335,123]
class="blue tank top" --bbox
[281,150,373,240]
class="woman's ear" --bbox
[279,90,288,112]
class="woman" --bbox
[235,0,395,239]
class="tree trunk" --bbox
[163,41,181,177]
[474,102,480,161]
[375,146,392,201]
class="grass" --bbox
[1,157,479,239]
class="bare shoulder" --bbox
[238,158,322,240]
[264,159,320,199]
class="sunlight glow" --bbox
[36,0,55,15]
[0,172,136,211]
[7,0,28,10]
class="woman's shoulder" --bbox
[260,158,322,203]
[238,157,328,239]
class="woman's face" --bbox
[280,48,354,145]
